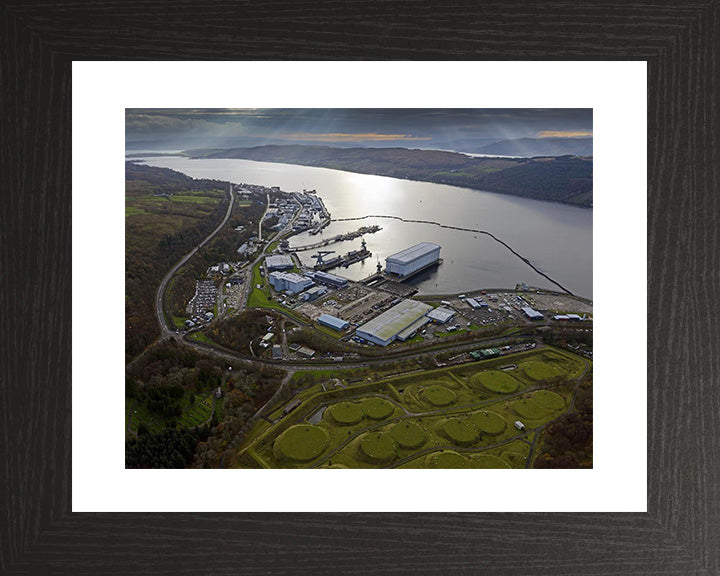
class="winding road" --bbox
[154,183,235,336]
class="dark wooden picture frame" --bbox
[2,2,718,574]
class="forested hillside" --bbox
[125,162,229,361]
[186,145,593,206]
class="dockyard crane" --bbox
[312,250,335,265]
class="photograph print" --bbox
[125,108,593,469]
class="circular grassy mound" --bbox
[359,432,397,464]
[523,361,564,381]
[511,398,550,420]
[431,450,469,468]
[421,385,457,407]
[390,421,427,449]
[442,418,480,445]
[470,411,507,435]
[470,370,520,393]
[327,402,363,425]
[274,425,328,462]
[533,390,565,410]
[474,454,511,469]
[361,397,394,420]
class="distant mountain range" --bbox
[181,145,592,206]
[475,137,593,157]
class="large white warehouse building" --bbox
[355,299,433,346]
[268,271,313,294]
[385,242,441,278]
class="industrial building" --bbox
[427,306,456,324]
[317,314,349,332]
[355,299,433,346]
[396,316,431,341]
[297,346,316,358]
[385,242,441,278]
[268,271,314,294]
[265,254,294,271]
[259,332,274,348]
[311,270,348,289]
[521,306,544,320]
[300,285,328,301]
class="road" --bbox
[154,183,235,336]
[183,329,541,372]
[235,194,304,313]
[258,192,269,241]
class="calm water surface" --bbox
[135,156,593,298]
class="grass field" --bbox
[236,347,588,469]
[470,370,520,393]
[189,332,216,345]
[274,425,328,462]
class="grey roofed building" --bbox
[356,299,433,346]
[385,242,441,278]
[521,306,544,320]
[265,254,294,270]
[312,270,348,288]
[427,306,456,324]
[317,314,349,331]
[300,285,328,301]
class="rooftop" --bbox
[427,307,456,323]
[269,271,308,283]
[357,299,433,342]
[521,306,544,319]
[386,242,441,264]
[318,314,349,331]
[313,270,348,283]
[397,316,431,340]
[265,254,293,269]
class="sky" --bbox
[125,108,592,153]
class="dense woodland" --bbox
[534,372,593,469]
[125,340,285,468]
[187,145,593,206]
[203,310,279,354]
[125,162,230,360]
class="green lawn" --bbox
[237,347,587,469]
[470,370,520,393]
[274,425,328,462]
[189,332,216,345]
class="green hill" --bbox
[185,145,593,206]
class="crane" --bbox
[312,250,335,265]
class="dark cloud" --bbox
[125,109,592,152]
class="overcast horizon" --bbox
[126,108,593,155]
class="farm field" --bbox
[235,347,589,469]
